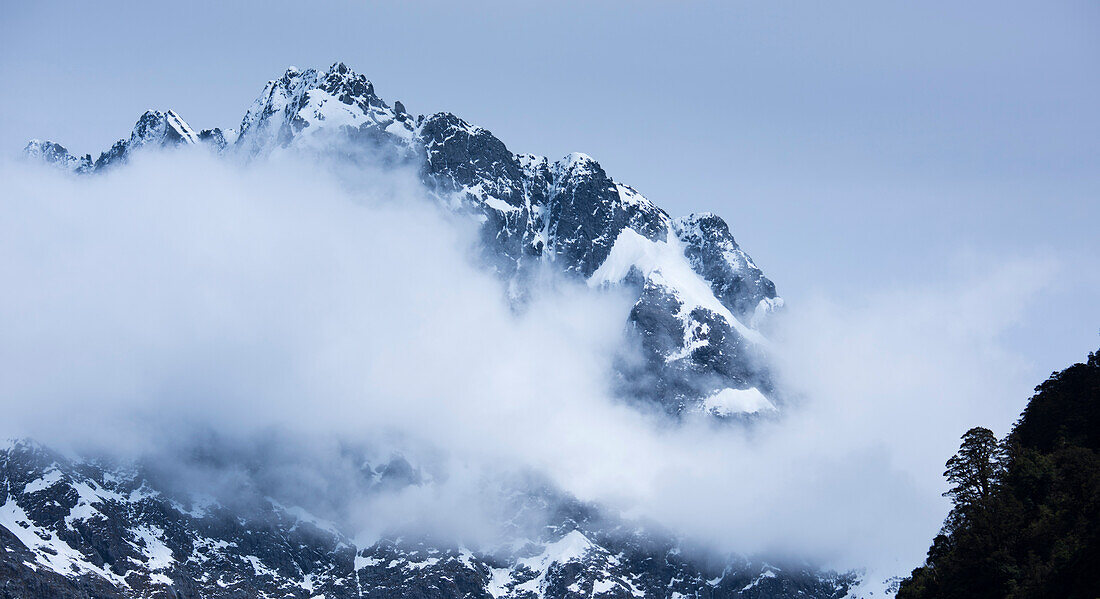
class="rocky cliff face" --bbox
[25,62,781,417]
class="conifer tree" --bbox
[943,426,1005,520]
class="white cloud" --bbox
[0,148,1059,575]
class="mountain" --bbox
[27,109,202,174]
[24,62,783,417]
[0,439,857,599]
[3,63,850,599]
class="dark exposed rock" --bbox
[197,128,227,150]
[673,213,780,324]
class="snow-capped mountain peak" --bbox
[2,61,883,599]
[235,62,413,155]
[130,109,199,148]
[23,62,782,416]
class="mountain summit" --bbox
[25,62,783,416]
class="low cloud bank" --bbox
[0,149,1055,572]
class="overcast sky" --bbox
[2,0,1097,393]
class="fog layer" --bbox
[0,150,1054,573]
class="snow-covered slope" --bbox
[24,62,782,414]
[0,440,857,599]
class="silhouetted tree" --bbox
[943,427,1005,525]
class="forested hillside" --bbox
[897,347,1100,598]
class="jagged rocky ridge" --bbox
[24,62,782,417]
[1,440,857,599]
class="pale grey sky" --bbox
[2,0,1097,387]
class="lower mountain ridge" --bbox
[1,440,860,599]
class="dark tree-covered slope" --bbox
[897,347,1100,599]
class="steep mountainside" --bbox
[24,62,782,417]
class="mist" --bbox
[0,148,1055,574]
